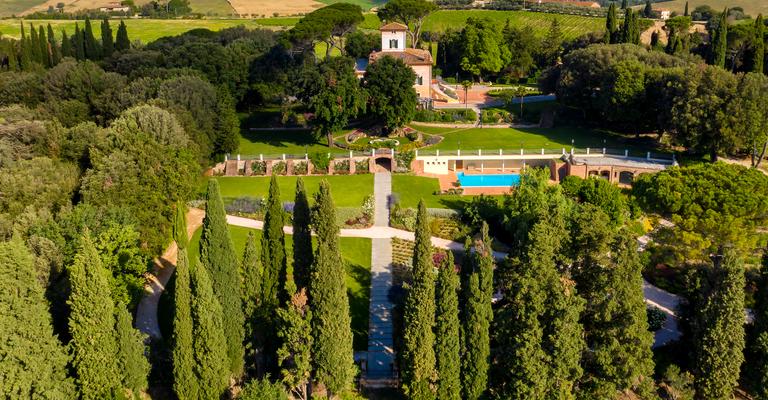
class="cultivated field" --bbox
[227,0,324,17]
[0,0,46,16]
[655,0,768,16]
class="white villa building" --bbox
[358,22,434,101]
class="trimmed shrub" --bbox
[355,159,370,174]
[251,161,267,175]
[225,196,264,216]
[334,159,350,175]
[272,161,287,175]
[309,152,332,174]
[293,161,308,175]
[395,151,415,173]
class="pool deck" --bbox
[425,169,521,195]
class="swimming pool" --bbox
[457,172,521,187]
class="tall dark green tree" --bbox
[747,251,768,398]
[101,18,114,58]
[67,232,122,399]
[242,231,262,375]
[621,0,627,9]
[309,181,355,396]
[37,26,49,67]
[115,303,150,397]
[200,179,245,376]
[309,57,366,147]
[83,17,101,60]
[691,249,746,399]
[605,3,618,44]
[0,238,75,398]
[710,9,728,68]
[172,204,197,400]
[60,30,71,59]
[73,24,85,61]
[190,260,229,399]
[115,20,131,51]
[18,22,32,70]
[684,1,689,16]
[261,175,288,308]
[752,14,765,74]
[293,178,313,290]
[643,0,653,18]
[362,55,417,134]
[277,289,313,400]
[47,24,61,65]
[435,251,461,400]
[29,24,41,65]
[402,201,437,399]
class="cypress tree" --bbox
[101,18,114,58]
[402,201,437,400]
[631,10,641,44]
[692,249,745,399]
[621,0,627,10]
[293,178,313,290]
[753,15,765,74]
[620,8,633,43]
[0,238,75,398]
[309,181,355,396]
[83,17,101,60]
[277,289,313,400]
[651,30,660,49]
[18,22,31,70]
[67,231,122,399]
[710,9,729,68]
[435,251,461,400]
[74,24,85,61]
[747,252,768,398]
[115,303,150,396]
[200,179,245,376]
[37,26,49,67]
[191,260,229,399]
[115,20,131,51]
[172,204,197,400]
[29,24,41,65]
[261,175,288,308]
[643,0,652,18]
[242,231,262,374]
[60,30,71,59]
[47,24,61,65]
[606,3,618,44]
[684,1,689,16]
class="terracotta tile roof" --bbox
[380,22,409,31]
[369,48,433,66]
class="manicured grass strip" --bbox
[414,126,642,152]
[391,174,503,210]
[239,129,328,157]
[188,225,372,351]
[214,175,374,208]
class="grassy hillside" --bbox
[655,0,768,16]
[319,0,387,11]
[188,0,236,16]
[0,0,45,17]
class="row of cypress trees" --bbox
[9,18,130,71]
[400,202,495,400]
[171,176,356,398]
[605,4,641,45]
[0,232,151,398]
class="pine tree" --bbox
[37,26,49,67]
[684,1,689,16]
[67,231,122,399]
[293,178,313,290]
[83,17,101,60]
[277,289,313,400]
[115,20,131,51]
[0,238,76,398]
[747,251,768,398]
[101,18,114,58]
[47,24,61,65]
[242,231,263,375]
[710,9,729,68]
[200,179,245,376]
[191,260,230,399]
[402,201,437,400]
[309,181,355,396]
[172,204,198,400]
[261,175,288,308]
[606,3,618,44]
[435,251,461,400]
[753,15,765,74]
[60,30,72,58]
[115,303,150,396]
[643,0,653,18]
[692,249,745,399]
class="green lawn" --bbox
[239,130,330,157]
[392,175,503,210]
[189,0,237,16]
[414,125,644,153]
[214,175,374,208]
[188,225,372,350]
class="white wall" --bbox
[381,30,406,51]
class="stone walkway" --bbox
[367,173,396,379]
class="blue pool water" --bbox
[457,172,521,187]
